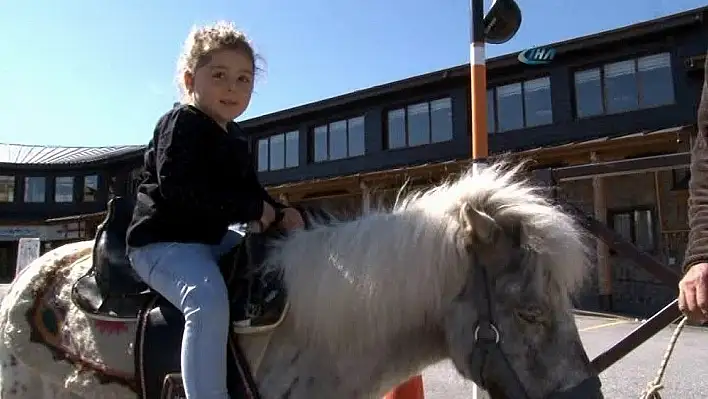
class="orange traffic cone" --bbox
[383,374,424,399]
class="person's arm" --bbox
[249,169,287,209]
[683,54,708,273]
[155,107,264,223]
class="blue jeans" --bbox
[127,229,243,399]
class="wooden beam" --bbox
[552,152,690,182]
[520,126,691,160]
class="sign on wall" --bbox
[518,46,556,65]
[0,225,80,242]
[0,226,42,241]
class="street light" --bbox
[469,0,522,170]
[472,4,523,397]
[386,6,523,398]
[483,0,522,44]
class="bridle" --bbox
[468,257,531,398]
[467,253,603,399]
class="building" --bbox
[0,6,706,315]
[0,144,145,282]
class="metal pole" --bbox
[472,4,491,397]
[470,0,488,174]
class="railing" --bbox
[532,158,685,374]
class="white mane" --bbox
[264,161,591,355]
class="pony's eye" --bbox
[516,307,543,324]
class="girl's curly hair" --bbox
[176,21,264,102]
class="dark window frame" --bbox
[0,175,15,203]
[82,174,99,202]
[310,115,367,163]
[256,130,300,172]
[486,75,553,133]
[384,96,454,150]
[572,51,675,119]
[23,176,46,203]
[607,206,658,254]
[54,176,75,203]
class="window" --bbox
[487,89,496,133]
[574,69,603,118]
[386,97,453,149]
[604,60,639,113]
[0,176,14,202]
[609,208,656,253]
[83,175,98,202]
[257,131,299,172]
[55,176,74,202]
[574,52,674,118]
[313,116,365,162]
[523,77,553,127]
[24,177,45,203]
[489,77,552,133]
[638,53,675,108]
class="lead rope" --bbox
[638,316,688,399]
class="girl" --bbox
[126,21,304,398]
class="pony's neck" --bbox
[249,210,458,397]
[254,317,447,398]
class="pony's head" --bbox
[399,161,600,398]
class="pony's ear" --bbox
[459,203,500,246]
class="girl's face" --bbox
[184,48,254,128]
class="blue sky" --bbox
[0,0,704,147]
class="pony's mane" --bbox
[392,161,591,297]
[264,161,591,354]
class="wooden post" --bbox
[469,0,491,397]
[591,152,612,311]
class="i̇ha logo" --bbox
[518,46,556,65]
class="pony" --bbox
[0,161,603,398]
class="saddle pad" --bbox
[0,240,139,398]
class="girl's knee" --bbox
[184,284,229,316]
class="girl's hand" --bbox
[279,207,305,231]
[260,201,276,229]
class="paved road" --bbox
[421,314,708,398]
[0,285,704,397]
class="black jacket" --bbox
[126,104,285,247]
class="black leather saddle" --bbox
[71,195,250,320]
[132,206,334,398]
[71,196,152,320]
